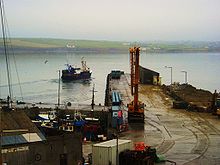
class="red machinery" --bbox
[127,47,144,122]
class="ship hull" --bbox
[61,70,92,81]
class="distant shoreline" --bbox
[1,47,220,54]
[0,38,220,54]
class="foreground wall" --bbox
[2,133,82,165]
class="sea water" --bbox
[0,52,220,105]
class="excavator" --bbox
[127,47,145,122]
[216,99,220,118]
[212,90,220,118]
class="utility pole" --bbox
[57,70,61,108]
[0,108,2,165]
[116,134,119,165]
[116,118,120,165]
[91,84,95,111]
[165,66,173,85]
[181,71,187,84]
[91,83,97,119]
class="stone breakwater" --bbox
[162,83,213,112]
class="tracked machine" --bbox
[212,90,220,118]
[127,47,145,122]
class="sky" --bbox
[3,0,220,41]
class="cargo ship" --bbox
[61,58,92,81]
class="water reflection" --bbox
[61,79,93,104]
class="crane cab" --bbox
[127,100,145,122]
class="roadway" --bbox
[120,84,220,165]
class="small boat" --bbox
[61,58,92,81]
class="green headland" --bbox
[0,38,220,53]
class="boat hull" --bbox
[61,70,92,81]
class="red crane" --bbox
[128,47,144,122]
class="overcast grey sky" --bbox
[4,0,220,41]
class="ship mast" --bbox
[0,0,6,163]
[0,0,4,163]
[0,0,12,108]
[81,57,88,72]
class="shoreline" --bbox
[1,47,220,54]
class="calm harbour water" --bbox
[0,52,220,105]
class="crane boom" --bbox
[130,47,134,95]
[128,47,144,122]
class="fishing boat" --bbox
[61,58,92,81]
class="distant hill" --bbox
[0,38,130,53]
[0,38,220,53]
